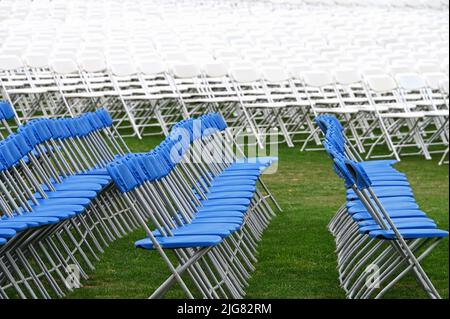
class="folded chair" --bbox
[0,104,137,299]
[316,114,448,299]
[107,112,280,298]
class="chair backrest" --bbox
[302,71,333,87]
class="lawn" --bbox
[66,136,449,299]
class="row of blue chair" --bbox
[1,99,281,299]
[0,101,138,298]
[106,112,280,298]
[317,115,448,299]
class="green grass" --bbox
[66,136,449,299]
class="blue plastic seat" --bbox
[352,209,427,221]
[358,217,435,227]
[135,235,223,250]
[346,187,413,200]
[80,168,109,175]
[32,204,86,214]
[196,211,246,218]
[348,201,419,214]
[191,217,244,224]
[369,228,449,240]
[0,222,29,231]
[0,219,41,228]
[0,228,17,239]
[32,197,91,206]
[200,198,251,207]
[359,221,437,234]
[62,175,111,186]
[42,182,103,192]
[211,179,257,187]
[360,160,397,167]
[370,180,411,187]
[201,191,254,200]
[235,156,278,166]
[198,205,248,213]
[153,223,241,238]
[35,190,98,199]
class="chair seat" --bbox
[238,156,278,165]
[366,175,408,182]
[35,190,98,199]
[424,110,449,117]
[370,180,411,187]
[135,235,223,250]
[346,187,413,200]
[347,196,416,208]
[32,204,86,213]
[352,209,427,221]
[56,176,111,186]
[191,217,244,224]
[219,170,261,177]
[211,178,257,187]
[314,107,358,114]
[80,168,110,176]
[3,216,60,225]
[360,160,397,167]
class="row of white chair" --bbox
[0,0,448,163]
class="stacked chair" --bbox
[0,100,142,299]
[106,112,280,298]
[316,114,448,299]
